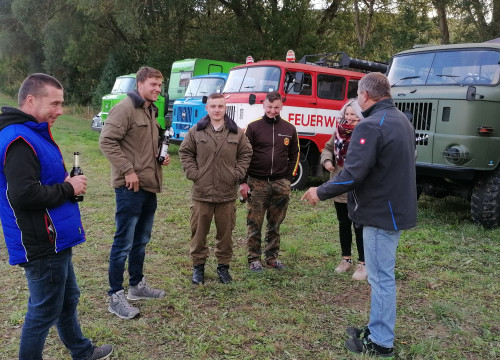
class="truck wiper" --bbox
[391,76,420,87]
[436,74,463,87]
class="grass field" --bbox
[0,93,498,359]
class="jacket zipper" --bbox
[352,190,359,212]
[271,123,275,176]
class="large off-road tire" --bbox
[291,153,309,190]
[470,169,500,228]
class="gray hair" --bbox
[341,98,364,120]
[358,72,391,101]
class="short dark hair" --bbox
[266,91,282,102]
[136,66,163,84]
[18,73,63,107]
[207,93,224,101]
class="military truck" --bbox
[91,58,239,131]
[91,73,167,131]
[387,42,500,228]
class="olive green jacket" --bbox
[179,115,252,203]
[99,91,163,193]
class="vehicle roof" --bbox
[118,73,136,78]
[231,60,365,77]
[190,72,228,79]
[395,42,500,56]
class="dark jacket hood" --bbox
[0,106,38,132]
[196,114,238,134]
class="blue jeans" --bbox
[363,226,401,348]
[108,187,157,295]
[19,249,93,360]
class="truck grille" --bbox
[175,106,192,125]
[226,105,236,120]
[395,101,432,131]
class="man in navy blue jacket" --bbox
[302,72,417,358]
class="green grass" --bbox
[0,93,499,359]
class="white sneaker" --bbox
[352,263,367,281]
[108,290,140,319]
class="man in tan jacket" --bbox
[179,93,252,285]
[99,66,170,319]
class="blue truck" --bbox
[171,72,229,143]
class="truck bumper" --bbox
[91,113,103,132]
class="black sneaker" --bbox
[346,325,370,339]
[192,264,205,285]
[345,337,394,358]
[217,264,232,284]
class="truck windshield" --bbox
[111,77,136,93]
[224,66,281,93]
[388,49,500,86]
[184,77,226,97]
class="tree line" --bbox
[0,0,498,107]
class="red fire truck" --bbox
[223,51,387,189]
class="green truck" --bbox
[387,42,500,228]
[91,58,240,131]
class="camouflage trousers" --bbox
[246,177,291,263]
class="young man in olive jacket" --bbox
[179,93,252,284]
[100,66,171,319]
[302,72,417,358]
[239,91,300,271]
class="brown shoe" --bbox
[352,263,367,281]
[335,259,352,273]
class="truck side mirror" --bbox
[249,94,256,105]
[466,86,476,101]
[202,96,208,104]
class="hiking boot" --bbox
[127,277,165,300]
[346,325,370,339]
[249,260,263,272]
[345,337,394,358]
[217,264,232,284]
[108,290,140,319]
[86,344,113,360]
[335,258,352,273]
[192,264,205,285]
[352,263,367,281]
[266,259,285,270]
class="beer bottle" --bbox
[70,152,84,202]
[158,132,170,163]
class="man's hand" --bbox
[65,175,87,195]
[301,187,320,205]
[125,172,140,192]
[161,154,171,166]
[239,183,250,199]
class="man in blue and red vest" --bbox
[0,73,112,360]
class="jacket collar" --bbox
[196,114,238,134]
[127,90,159,117]
[361,98,395,118]
[263,114,281,124]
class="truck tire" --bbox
[471,169,500,228]
[291,153,309,190]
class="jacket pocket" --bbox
[44,211,56,244]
